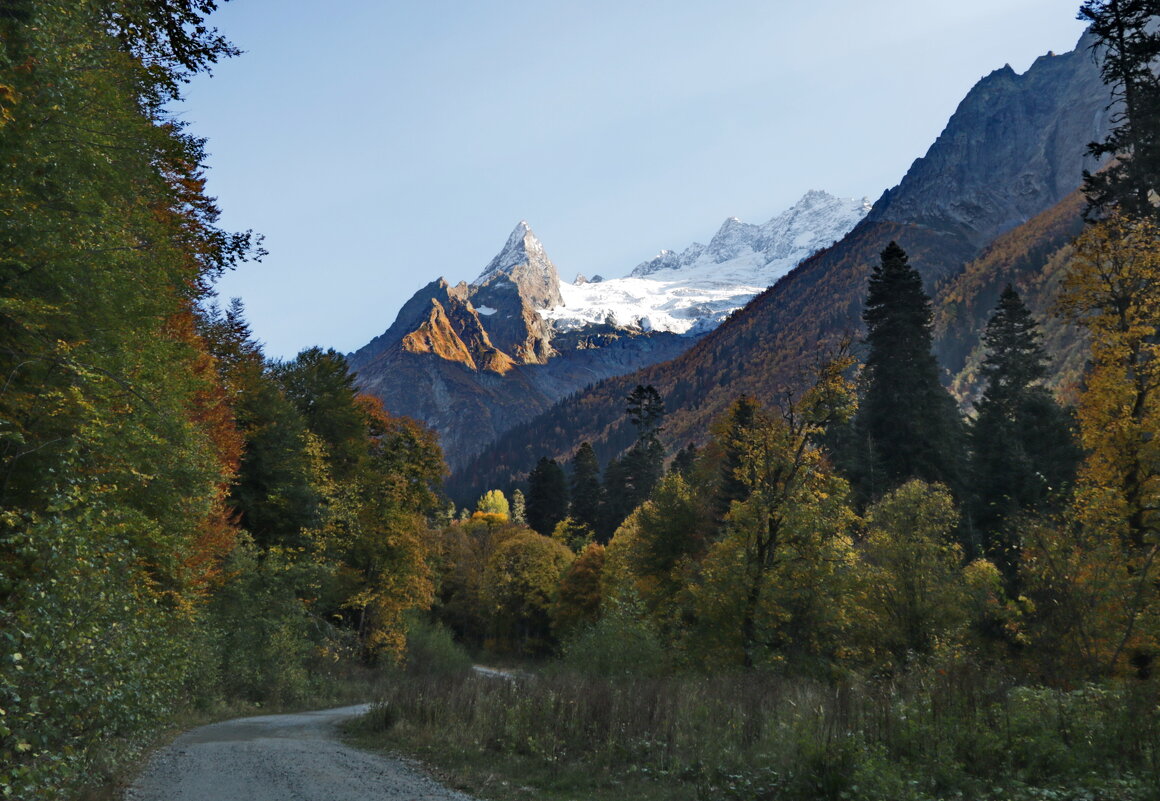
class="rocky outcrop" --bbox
[867,31,1111,263]
[447,30,1119,500]
[349,222,692,469]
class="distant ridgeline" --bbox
[446,30,1111,503]
[350,193,868,470]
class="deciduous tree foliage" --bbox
[483,530,573,655]
[476,489,511,519]
[0,5,452,791]
[857,481,972,666]
[552,542,606,637]
[1023,213,1160,679]
[1059,215,1160,548]
[0,1,254,794]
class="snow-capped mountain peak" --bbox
[543,190,870,336]
[473,220,548,286]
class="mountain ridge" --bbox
[351,192,867,468]
[447,29,1113,502]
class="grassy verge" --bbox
[345,666,1160,801]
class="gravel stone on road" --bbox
[123,704,479,801]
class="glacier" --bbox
[541,190,870,336]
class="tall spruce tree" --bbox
[1078,0,1160,220]
[606,385,666,530]
[969,286,1080,587]
[569,442,604,538]
[526,457,569,536]
[714,395,763,523]
[851,242,965,505]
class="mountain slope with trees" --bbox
[448,30,1113,502]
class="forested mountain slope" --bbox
[447,32,1110,502]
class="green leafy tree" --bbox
[482,531,574,654]
[0,1,255,794]
[341,396,444,662]
[273,348,368,479]
[605,472,714,640]
[200,303,322,548]
[476,489,511,519]
[690,354,859,669]
[856,481,972,667]
[850,242,966,506]
[552,542,606,637]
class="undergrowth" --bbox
[348,664,1160,801]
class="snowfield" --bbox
[541,190,870,337]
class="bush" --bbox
[558,595,668,677]
[403,616,472,676]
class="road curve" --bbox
[123,703,478,801]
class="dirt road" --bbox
[123,704,478,801]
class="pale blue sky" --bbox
[179,1,1090,360]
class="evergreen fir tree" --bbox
[526,457,569,536]
[851,242,966,506]
[969,286,1081,588]
[1078,0,1160,221]
[569,442,604,538]
[620,385,667,520]
[669,442,698,479]
[599,456,629,541]
[714,395,762,522]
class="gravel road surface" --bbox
[123,704,479,801]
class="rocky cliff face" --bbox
[448,30,1119,501]
[467,221,562,364]
[349,223,691,469]
[867,31,1110,260]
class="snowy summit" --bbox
[541,190,870,336]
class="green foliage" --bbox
[401,615,472,677]
[476,488,510,519]
[551,516,594,553]
[206,538,321,704]
[857,481,971,666]
[355,666,1160,801]
[0,1,254,794]
[552,542,606,637]
[559,594,668,677]
[483,530,574,655]
[604,472,711,639]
